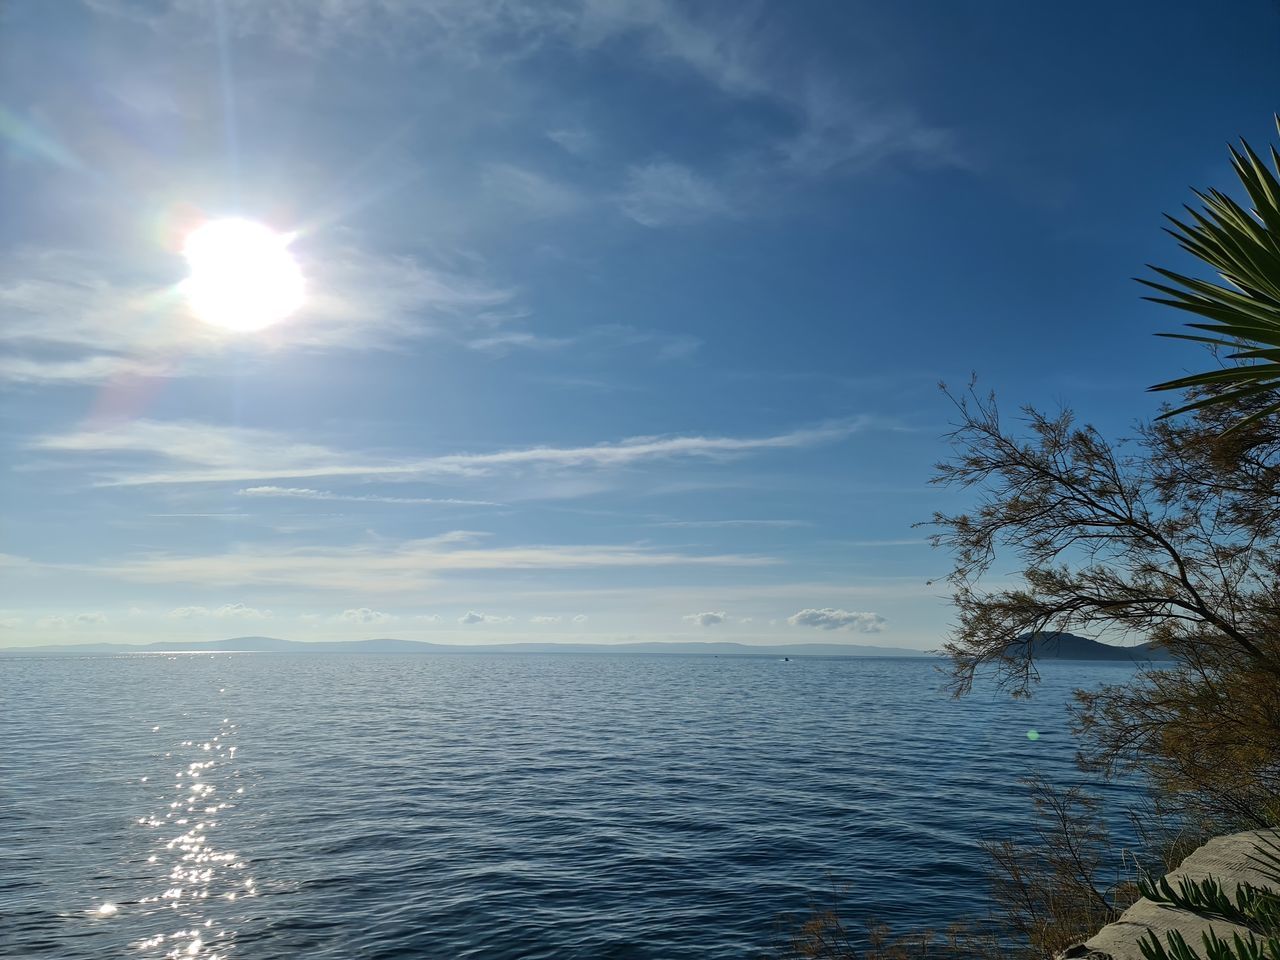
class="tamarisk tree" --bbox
[929,383,1280,828]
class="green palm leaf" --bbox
[1146,117,1280,432]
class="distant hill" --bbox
[1008,631,1172,661]
[0,636,938,658]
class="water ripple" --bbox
[0,653,1144,958]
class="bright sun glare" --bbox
[181,218,304,332]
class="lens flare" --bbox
[181,219,304,332]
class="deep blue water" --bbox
[0,653,1146,959]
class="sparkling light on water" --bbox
[117,713,251,959]
[2,654,1146,960]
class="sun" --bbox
[181,218,304,332]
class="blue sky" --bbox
[2,0,1278,648]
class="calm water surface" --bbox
[0,653,1145,959]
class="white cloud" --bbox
[84,2,962,191]
[34,420,377,486]
[459,611,513,624]
[86,0,578,59]
[36,612,107,628]
[779,93,960,177]
[482,162,586,218]
[32,417,870,487]
[467,323,699,360]
[0,242,513,385]
[338,607,396,624]
[90,534,774,594]
[0,354,173,384]
[546,127,595,156]
[293,244,516,350]
[787,608,886,632]
[573,3,964,177]
[465,330,575,354]
[579,323,702,361]
[572,614,588,623]
[530,615,562,623]
[618,161,729,227]
[168,602,273,620]
[683,610,727,627]
[238,486,502,507]
[655,519,808,528]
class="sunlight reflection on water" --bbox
[1,652,1148,960]
[122,714,253,959]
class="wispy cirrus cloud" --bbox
[482,162,587,219]
[237,486,502,507]
[31,416,875,487]
[68,532,776,594]
[84,1,965,211]
[469,323,701,361]
[546,127,595,156]
[0,242,514,385]
[573,2,966,179]
[0,354,174,384]
[618,161,730,227]
[655,519,809,529]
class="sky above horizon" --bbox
[3,0,1278,649]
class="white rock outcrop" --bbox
[1058,830,1279,960]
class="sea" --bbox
[0,652,1149,959]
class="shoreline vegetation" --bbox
[782,123,1280,959]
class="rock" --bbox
[1057,945,1113,959]
[1056,830,1279,960]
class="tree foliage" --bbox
[928,381,1280,828]
[783,121,1280,959]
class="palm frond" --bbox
[1148,118,1280,432]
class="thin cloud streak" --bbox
[654,519,810,529]
[31,417,877,487]
[237,486,503,507]
[66,533,778,593]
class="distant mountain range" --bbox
[0,631,1173,660]
[1009,631,1173,661]
[0,636,936,658]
